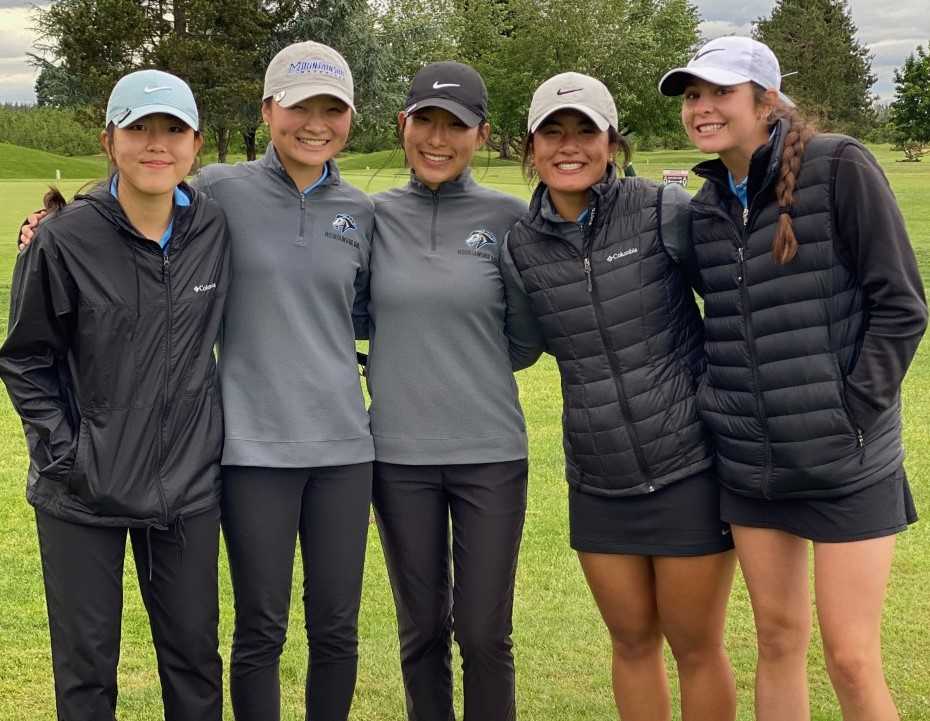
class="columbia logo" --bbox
[606,248,638,262]
[193,282,217,293]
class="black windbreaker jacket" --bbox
[0,182,229,528]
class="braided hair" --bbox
[756,87,816,264]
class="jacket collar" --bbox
[523,163,619,235]
[407,167,477,197]
[78,177,200,251]
[260,142,342,191]
[692,118,786,205]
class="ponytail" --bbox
[43,187,67,213]
[769,101,816,264]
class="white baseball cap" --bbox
[658,36,794,106]
[263,41,355,112]
[105,69,199,130]
[527,72,618,133]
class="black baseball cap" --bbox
[403,62,488,127]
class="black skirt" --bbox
[720,466,918,543]
[569,469,734,556]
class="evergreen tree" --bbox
[754,0,876,135]
[31,0,300,161]
[890,43,930,161]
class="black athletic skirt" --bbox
[569,469,734,556]
[720,466,918,543]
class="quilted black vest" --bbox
[508,172,711,496]
[690,129,904,499]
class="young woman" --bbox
[363,61,542,721]
[0,69,228,721]
[504,72,737,721]
[193,41,374,721]
[660,36,928,721]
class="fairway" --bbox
[0,146,927,721]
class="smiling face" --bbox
[262,94,351,187]
[681,78,774,172]
[530,110,616,216]
[103,113,202,197]
[400,107,489,189]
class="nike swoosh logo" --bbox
[143,85,172,93]
[432,81,461,89]
[556,87,583,95]
[692,48,727,62]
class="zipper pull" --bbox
[856,428,865,448]
[162,254,169,281]
[737,247,744,284]
[742,206,749,227]
[583,257,592,292]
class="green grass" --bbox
[0,142,107,181]
[0,146,928,720]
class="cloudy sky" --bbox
[0,0,927,104]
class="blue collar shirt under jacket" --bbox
[193,145,375,468]
[109,174,191,250]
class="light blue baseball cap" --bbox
[105,69,199,130]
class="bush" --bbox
[0,104,101,156]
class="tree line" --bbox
[13,0,927,161]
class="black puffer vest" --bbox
[690,121,903,499]
[508,169,711,496]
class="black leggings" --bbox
[35,507,222,721]
[373,459,528,721]
[221,463,372,721]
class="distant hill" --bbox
[0,143,107,180]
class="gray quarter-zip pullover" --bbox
[194,145,374,467]
[363,170,543,465]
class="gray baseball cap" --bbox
[527,72,619,133]
[105,69,199,130]
[263,41,355,112]
[659,36,794,106]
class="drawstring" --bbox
[175,515,187,550]
[144,517,186,582]
[145,524,160,582]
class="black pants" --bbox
[35,507,222,721]
[222,463,372,721]
[373,459,528,721]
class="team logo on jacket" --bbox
[332,213,358,235]
[465,229,496,250]
[326,212,360,249]
[458,229,497,260]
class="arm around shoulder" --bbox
[501,231,545,371]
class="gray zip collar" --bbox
[259,142,342,191]
[407,167,477,197]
